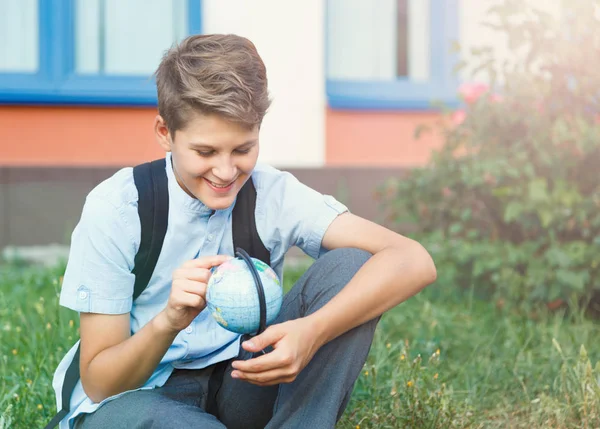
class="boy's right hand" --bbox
[157,255,231,334]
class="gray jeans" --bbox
[75,248,379,429]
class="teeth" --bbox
[209,180,230,188]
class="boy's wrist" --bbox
[151,311,180,338]
[304,311,332,349]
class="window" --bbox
[326,0,459,109]
[0,0,201,105]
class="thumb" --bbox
[242,326,284,352]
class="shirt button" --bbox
[185,326,193,334]
[207,234,214,242]
[78,291,88,300]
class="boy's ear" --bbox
[154,115,172,152]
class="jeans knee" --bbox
[316,247,372,279]
[325,247,371,266]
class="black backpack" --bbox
[45,158,270,429]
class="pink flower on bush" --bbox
[489,93,504,103]
[451,109,467,125]
[458,82,489,104]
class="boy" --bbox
[52,34,437,429]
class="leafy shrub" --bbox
[380,0,600,312]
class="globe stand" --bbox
[235,247,270,357]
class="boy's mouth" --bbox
[204,178,236,192]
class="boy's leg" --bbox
[216,247,379,429]
[74,368,226,429]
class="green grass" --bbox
[1,262,600,428]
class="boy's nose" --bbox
[213,160,237,183]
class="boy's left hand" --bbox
[230,318,323,386]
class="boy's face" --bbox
[155,112,260,211]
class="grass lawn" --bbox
[1,261,599,428]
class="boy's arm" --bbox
[305,212,436,344]
[79,311,178,403]
[231,212,436,385]
[79,255,231,403]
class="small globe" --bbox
[206,256,283,335]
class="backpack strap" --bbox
[44,159,169,429]
[232,178,270,265]
[132,158,170,300]
[42,347,80,429]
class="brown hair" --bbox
[155,34,271,135]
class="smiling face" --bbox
[155,111,260,210]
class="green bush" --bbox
[380,0,600,312]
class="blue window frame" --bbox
[326,0,459,110]
[0,0,201,106]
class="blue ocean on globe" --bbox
[206,257,283,335]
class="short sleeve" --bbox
[59,196,137,314]
[256,170,348,260]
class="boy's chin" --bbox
[201,194,237,211]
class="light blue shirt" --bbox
[52,153,348,428]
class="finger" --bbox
[181,255,232,269]
[241,327,285,354]
[172,291,205,309]
[174,267,211,283]
[231,368,296,386]
[177,279,207,297]
[231,346,292,373]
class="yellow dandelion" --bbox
[386,342,391,349]
[12,349,17,355]
[407,380,414,387]
[434,373,439,379]
[356,425,360,429]
[436,349,440,355]
[37,404,43,410]
[364,370,369,376]
[46,322,52,330]
[69,320,74,328]
[400,354,405,360]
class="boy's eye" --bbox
[196,150,214,157]
[234,148,251,155]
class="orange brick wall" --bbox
[0,106,162,167]
[325,108,443,167]
[0,106,443,167]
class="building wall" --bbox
[0,0,525,170]
[2,0,561,248]
[0,1,565,170]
